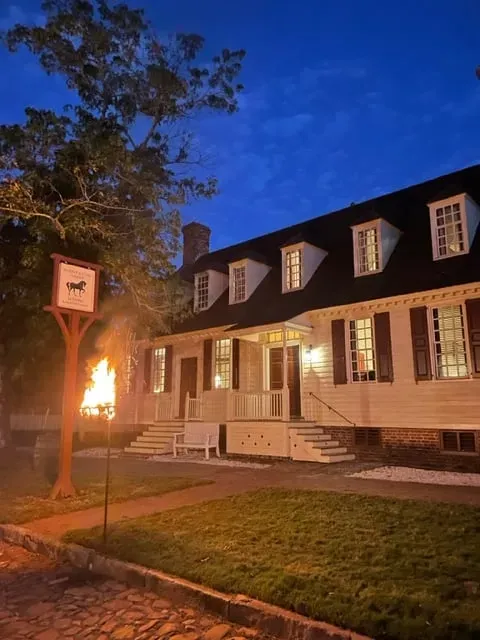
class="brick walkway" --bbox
[25,458,480,538]
[0,541,270,640]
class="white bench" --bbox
[173,423,220,460]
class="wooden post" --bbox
[282,328,290,422]
[45,254,103,499]
[185,392,190,422]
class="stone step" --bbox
[295,429,325,437]
[124,446,167,456]
[151,424,183,431]
[302,434,332,442]
[312,445,348,455]
[138,435,172,443]
[129,440,170,449]
[315,453,356,464]
[310,439,340,448]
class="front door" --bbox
[269,345,301,418]
[179,357,197,418]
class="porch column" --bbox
[282,328,290,421]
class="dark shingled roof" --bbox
[173,164,480,334]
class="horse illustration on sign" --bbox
[66,280,87,296]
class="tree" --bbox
[0,0,245,446]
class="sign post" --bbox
[45,254,103,498]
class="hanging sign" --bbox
[56,262,97,313]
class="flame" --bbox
[81,358,116,419]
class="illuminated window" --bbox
[232,265,246,303]
[194,272,209,311]
[349,318,376,382]
[214,339,231,389]
[265,330,301,343]
[432,305,468,378]
[285,249,302,290]
[434,202,465,258]
[357,226,379,274]
[152,347,166,392]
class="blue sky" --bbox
[1,1,479,251]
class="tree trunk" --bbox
[0,372,13,450]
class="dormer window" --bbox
[285,248,303,290]
[231,264,246,303]
[357,225,380,274]
[194,272,209,311]
[429,194,480,261]
[352,219,401,277]
[281,241,327,293]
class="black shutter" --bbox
[374,312,394,383]
[409,307,432,381]
[203,339,213,391]
[466,299,480,378]
[331,319,347,385]
[232,338,240,390]
[164,345,173,392]
[143,347,152,393]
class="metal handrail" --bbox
[307,392,356,427]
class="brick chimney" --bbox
[182,222,211,266]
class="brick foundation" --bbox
[323,427,480,472]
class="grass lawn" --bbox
[65,488,480,640]
[0,457,209,524]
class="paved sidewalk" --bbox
[0,541,270,640]
[25,458,480,538]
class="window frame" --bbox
[152,347,166,393]
[347,316,377,383]
[214,338,231,389]
[429,195,469,261]
[427,302,472,380]
[353,221,383,277]
[194,271,210,312]
[440,430,478,455]
[281,243,304,292]
[229,260,248,304]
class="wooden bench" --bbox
[173,423,220,460]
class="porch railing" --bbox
[185,392,203,421]
[230,390,285,420]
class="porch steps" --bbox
[289,425,355,464]
[124,422,183,457]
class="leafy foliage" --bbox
[0,0,244,428]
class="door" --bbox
[269,345,301,418]
[179,357,197,418]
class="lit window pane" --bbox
[349,318,376,382]
[285,249,302,289]
[195,272,209,311]
[432,306,468,378]
[214,339,231,389]
[232,265,246,302]
[152,347,166,393]
[435,204,464,257]
[357,227,379,273]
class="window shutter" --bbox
[143,347,152,393]
[465,299,480,378]
[164,345,173,392]
[331,319,347,385]
[409,307,432,381]
[374,312,394,383]
[203,339,212,391]
[232,338,240,390]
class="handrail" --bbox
[307,392,356,427]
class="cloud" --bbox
[263,113,314,137]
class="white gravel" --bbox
[73,447,123,458]
[149,453,270,468]
[348,465,480,487]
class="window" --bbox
[432,305,468,378]
[214,339,231,389]
[152,347,166,393]
[194,272,209,311]
[354,428,381,447]
[357,226,380,274]
[125,355,135,394]
[441,431,476,453]
[285,249,302,290]
[349,318,376,381]
[265,330,301,343]
[232,265,246,303]
[434,202,465,258]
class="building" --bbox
[122,164,480,470]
